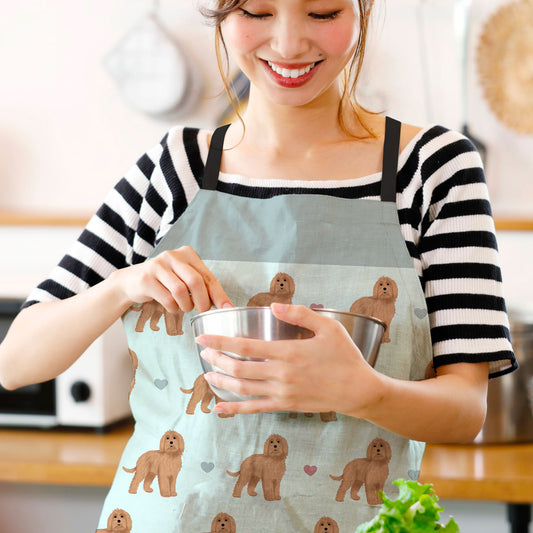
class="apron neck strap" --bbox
[203,118,402,197]
[202,124,231,191]
[380,116,402,202]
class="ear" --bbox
[373,279,381,298]
[107,512,114,530]
[178,433,185,453]
[392,280,399,298]
[125,511,133,529]
[366,440,375,459]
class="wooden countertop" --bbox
[1,421,533,503]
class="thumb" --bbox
[271,303,322,333]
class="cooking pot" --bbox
[475,307,533,443]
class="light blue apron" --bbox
[96,117,433,532]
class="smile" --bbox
[266,61,317,79]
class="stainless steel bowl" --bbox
[191,306,385,402]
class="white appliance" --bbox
[0,298,133,429]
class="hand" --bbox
[196,303,379,417]
[110,246,234,313]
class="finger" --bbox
[155,267,195,312]
[271,303,324,334]
[213,396,281,416]
[204,371,275,403]
[196,334,291,361]
[145,279,181,314]
[169,262,211,313]
[185,252,234,310]
[200,348,276,381]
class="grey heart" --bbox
[154,379,168,390]
[414,308,428,319]
[201,462,214,473]
[408,469,420,481]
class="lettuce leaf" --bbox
[355,479,460,533]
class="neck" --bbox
[235,84,364,154]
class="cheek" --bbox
[319,21,360,58]
[223,18,262,54]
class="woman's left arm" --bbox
[197,303,489,444]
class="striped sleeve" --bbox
[411,128,516,378]
[23,126,204,308]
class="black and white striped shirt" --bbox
[25,124,516,378]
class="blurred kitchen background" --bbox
[0,0,532,532]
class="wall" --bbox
[1,0,532,217]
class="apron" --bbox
[96,117,433,533]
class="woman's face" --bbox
[222,0,359,108]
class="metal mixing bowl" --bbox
[191,306,385,402]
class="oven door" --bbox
[0,298,57,427]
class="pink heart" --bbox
[304,465,317,476]
[310,304,324,309]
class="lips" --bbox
[261,59,323,88]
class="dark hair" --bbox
[201,1,376,138]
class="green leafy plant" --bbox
[355,479,460,533]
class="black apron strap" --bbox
[202,124,231,191]
[380,116,402,202]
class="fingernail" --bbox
[200,349,208,359]
[196,335,210,347]
[272,303,289,313]
[222,302,234,309]
[204,372,213,382]
[213,404,226,413]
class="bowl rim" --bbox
[190,306,386,328]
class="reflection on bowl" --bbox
[190,306,385,402]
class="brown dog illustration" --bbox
[180,374,234,418]
[131,301,184,336]
[247,273,295,306]
[227,434,288,501]
[330,438,392,505]
[128,349,138,399]
[289,411,337,422]
[206,512,237,533]
[96,508,132,532]
[314,516,339,533]
[123,430,184,497]
[350,277,398,343]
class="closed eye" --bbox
[239,8,272,19]
[309,10,342,20]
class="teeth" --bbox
[267,61,315,78]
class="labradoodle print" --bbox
[128,349,138,399]
[350,276,398,343]
[123,430,184,497]
[206,512,237,533]
[95,508,132,532]
[247,272,295,306]
[330,438,392,505]
[131,301,184,336]
[227,434,288,501]
[289,411,337,422]
[180,374,234,418]
[314,516,339,533]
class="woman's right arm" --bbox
[0,246,233,390]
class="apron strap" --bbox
[202,124,231,191]
[380,116,402,202]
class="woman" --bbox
[0,0,516,530]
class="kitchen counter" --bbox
[0,423,532,530]
[1,421,532,495]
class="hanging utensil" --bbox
[477,0,533,136]
[455,0,487,165]
[103,0,202,117]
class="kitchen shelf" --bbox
[1,211,532,231]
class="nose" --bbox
[270,16,310,59]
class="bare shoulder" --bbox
[399,122,424,153]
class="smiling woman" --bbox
[0,0,516,531]
[202,0,375,135]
